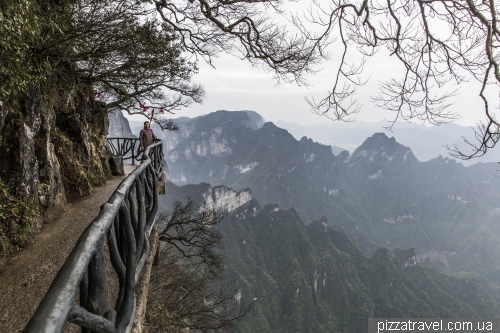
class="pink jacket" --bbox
[139,128,156,149]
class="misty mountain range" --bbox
[276,119,500,166]
[112,110,500,280]
[125,109,500,165]
[109,110,500,332]
[160,182,500,333]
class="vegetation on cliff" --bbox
[0,0,204,257]
[147,198,251,332]
[161,182,500,333]
[0,181,38,255]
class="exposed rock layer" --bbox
[107,110,136,138]
[0,81,111,255]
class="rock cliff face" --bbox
[107,110,136,137]
[154,111,265,184]
[0,100,7,140]
[159,182,253,215]
[201,186,252,213]
[0,82,111,256]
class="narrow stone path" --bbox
[0,165,136,333]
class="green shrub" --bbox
[0,181,39,258]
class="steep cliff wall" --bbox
[108,110,136,138]
[201,185,252,213]
[0,81,111,258]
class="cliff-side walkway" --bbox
[0,165,136,333]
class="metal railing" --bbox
[24,140,165,333]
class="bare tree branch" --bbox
[299,0,500,158]
[154,0,323,85]
[147,198,253,332]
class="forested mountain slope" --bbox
[161,182,500,333]
[155,110,500,283]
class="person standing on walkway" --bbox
[139,121,158,151]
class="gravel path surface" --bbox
[0,166,136,332]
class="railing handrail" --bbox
[24,140,164,333]
[107,138,143,165]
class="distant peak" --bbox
[357,132,401,148]
[371,132,394,141]
[201,110,265,130]
[243,110,266,130]
[351,132,415,165]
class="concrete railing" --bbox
[106,138,142,165]
[24,140,165,333]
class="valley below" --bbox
[114,110,500,332]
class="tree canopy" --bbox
[2,0,500,154]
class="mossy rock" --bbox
[0,181,39,260]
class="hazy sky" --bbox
[126,50,489,129]
[127,3,492,129]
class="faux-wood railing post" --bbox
[107,138,143,165]
[23,140,164,333]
